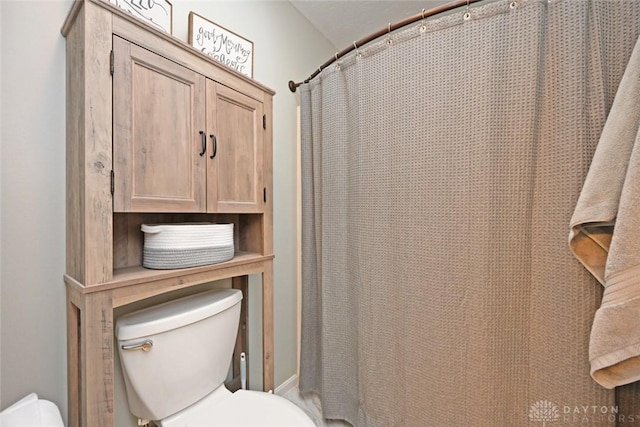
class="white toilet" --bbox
[116,289,315,427]
[0,393,65,427]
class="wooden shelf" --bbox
[65,251,274,307]
[113,251,270,284]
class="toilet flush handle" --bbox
[121,339,153,352]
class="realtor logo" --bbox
[529,400,560,426]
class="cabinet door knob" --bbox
[210,134,217,159]
[199,131,206,156]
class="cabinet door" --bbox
[113,36,206,212]
[206,81,264,213]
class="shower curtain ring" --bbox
[387,23,393,45]
[463,0,471,20]
[420,8,427,33]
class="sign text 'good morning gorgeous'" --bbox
[189,12,253,78]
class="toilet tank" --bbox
[116,289,242,421]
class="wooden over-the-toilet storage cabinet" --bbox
[62,1,275,426]
[113,35,265,214]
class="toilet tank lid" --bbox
[116,289,242,340]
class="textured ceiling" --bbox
[289,1,453,50]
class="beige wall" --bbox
[0,0,334,424]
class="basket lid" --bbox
[116,289,242,340]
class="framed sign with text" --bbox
[188,12,254,78]
[109,0,172,34]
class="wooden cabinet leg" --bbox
[263,262,274,392]
[80,293,114,427]
[67,296,81,427]
[232,276,249,390]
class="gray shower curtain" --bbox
[300,0,640,426]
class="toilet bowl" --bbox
[116,289,315,427]
[0,393,65,427]
[159,385,314,427]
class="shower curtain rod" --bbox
[288,0,485,93]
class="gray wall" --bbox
[0,1,334,424]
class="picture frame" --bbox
[188,12,254,78]
[108,0,173,34]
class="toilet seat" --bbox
[159,388,316,427]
